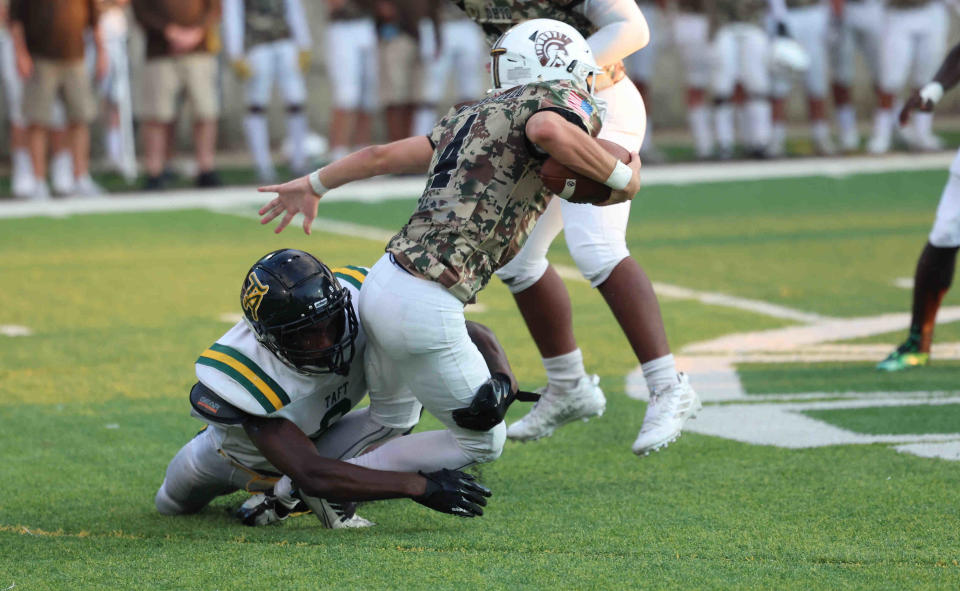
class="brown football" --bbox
[539,139,632,204]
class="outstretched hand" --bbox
[899,90,935,126]
[258,175,321,235]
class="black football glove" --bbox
[412,469,492,517]
[451,372,540,431]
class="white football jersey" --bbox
[193,265,370,472]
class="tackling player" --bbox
[258,20,647,473]
[223,0,313,183]
[156,249,502,526]
[877,42,960,371]
[449,0,700,456]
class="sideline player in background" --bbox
[157,249,495,526]
[0,0,33,198]
[412,3,485,137]
[667,0,714,158]
[93,0,137,184]
[223,0,313,183]
[867,0,948,154]
[453,0,700,456]
[769,0,837,157]
[708,0,784,159]
[132,0,222,190]
[878,42,960,371]
[258,20,647,470]
[829,0,882,152]
[324,0,378,162]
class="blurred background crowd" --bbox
[3,0,960,199]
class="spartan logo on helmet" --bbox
[242,271,270,322]
[533,30,573,67]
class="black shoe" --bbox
[196,170,223,188]
[143,175,166,191]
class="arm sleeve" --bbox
[579,0,650,67]
[285,0,312,49]
[221,0,244,58]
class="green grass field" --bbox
[2,168,960,590]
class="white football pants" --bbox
[831,0,883,85]
[929,150,960,249]
[770,4,830,99]
[494,78,644,292]
[244,39,308,107]
[325,18,379,111]
[878,2,948,94]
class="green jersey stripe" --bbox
[208,343,291,406]
[334,272,362,290]
[196,356,278,414]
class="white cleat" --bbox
[298,494,375,529]
[839,129,860,153]
[632,373,701,456]
[73,174,106,198]
[506,374,606,442]
[866,134,890,155]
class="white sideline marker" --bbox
[0,325,32,337]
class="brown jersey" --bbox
[388,80,603,303]
[710,0,767,25]
[10,0,99,60]
[132,0,220,58]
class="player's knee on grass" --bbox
[453,421,506,464]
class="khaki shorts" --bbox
[140,53,219,122]
[379,35,422,106]
[24,59,95,125]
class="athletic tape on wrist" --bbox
[920,82,944,106]
[308,169,328,197]
[603,160,632,191]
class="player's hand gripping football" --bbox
[600,151,642,207]
[452,373,540,431]
[259,175,322,234]
[413,469,492,517]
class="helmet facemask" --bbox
[253,288,359,376]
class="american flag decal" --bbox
[565,92,593,121]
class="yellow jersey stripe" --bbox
[198,349,285,412]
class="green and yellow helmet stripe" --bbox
[196,343,291,413]
[332,265,368,290]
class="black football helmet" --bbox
[241,249,359,376]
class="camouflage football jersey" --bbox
[387,80,603,303]
[711,0,768,25]
[193,266,370,472]
[242,0,292,48]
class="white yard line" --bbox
[1,152,954,220]
[0,325,32,337]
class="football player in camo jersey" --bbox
[257,20,648,472]
[451,0,701,456]
[223,0,313,183]
[878,42,960,372]
[156,249,516,527]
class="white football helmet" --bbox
[490,19,600,93]
[769,36,811,74]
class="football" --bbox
[539,139,632,204]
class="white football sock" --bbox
[642,353,677,395]
[12,148,32,178]
[715,103,735,151]
[105,126,122,166]
[543,348,587,391]
[746,99,772,149]
[346,429,475,472]
[286,111,308,174]
[770,122,787,153]
[913,111,934,140]
[835,104,856,136]
[812,120,831,143]
[871,108,893,142]
[688,105,713,158]
[243,113,275,182]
